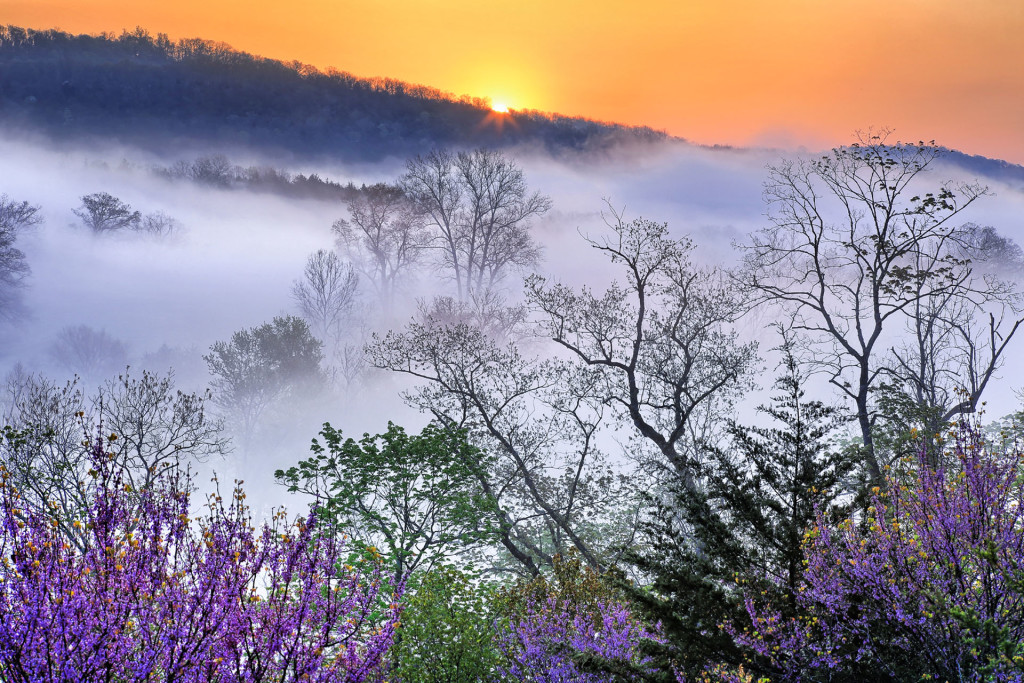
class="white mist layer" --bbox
[1,132,1022,512]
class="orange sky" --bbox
[3,0,1023,163]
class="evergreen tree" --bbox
[616,331,857,680]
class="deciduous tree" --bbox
[0,194,40,320]
[333,183,426,312]
[369,308,627,576]
[204,315,324,449]
[0,432,402,682]
[292,248,360,346]
[402,149,549,299]
[73,192,142,233]
[48,325,128,383]
[527,208,756,488]
[740,131,993,483]
[277,422,496,582]
[1,368,227,549]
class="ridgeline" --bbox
[0,25,669,161]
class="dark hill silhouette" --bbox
[2,25,1022,189]
[0,25,669,161]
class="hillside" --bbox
[0,25,669,161]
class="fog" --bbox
[2,131,1022,512]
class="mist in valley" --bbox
[2,130,1023,516]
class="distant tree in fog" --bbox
[962,224,1024,275]
[48,325,129,382]
[0,194,40,320]
[73,192,180,237]
[73,192,142,233]
[292,249,360,344]
[292,249,367,390]
[204,315,325,448]
[402,148,550,300]
[140,210,180,236]
[417,289,526,342]
[184,154,233,187]
[333,183,428,312]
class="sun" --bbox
[491,102,509,114]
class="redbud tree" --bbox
[737,420,1024,682]
[494,554,663,683]
[0,432,402,683]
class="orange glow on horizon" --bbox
[1,0,1022,163]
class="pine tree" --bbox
[615,331,857,680]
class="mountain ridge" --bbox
[0,25,669,161]
[1,24,1022,190]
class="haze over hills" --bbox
[0,25,669,162]
[1,24,1022,421]
[2,23,1024,191]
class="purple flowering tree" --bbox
[0,434,402,683]
[737,420,1024,682]
[495,554,662,683]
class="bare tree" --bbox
[73,192,142,233]
[371,211,754,575]
[140,210,181,237]
[881,232,1023,460]
[0,194,41,320]
[292,249,366,389]
[370,307,630,576]
[291,249,359,345]
[402,149,550,299]
[49,325,129,383]
[1,368,227,550]
[416,290,527,342]
[740,131,992,483]
[333,183,427,312]
[97,369,230,492]
[526,209,757,488]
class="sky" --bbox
[2,1,1023,161]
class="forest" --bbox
[1,32,1024,681]
[0,25,667,161]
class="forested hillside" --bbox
[0,25,668,160]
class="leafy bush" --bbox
[392,566,501,683]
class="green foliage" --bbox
[205,315,324,446]
[393,566,501,683]
[276,421,497,581]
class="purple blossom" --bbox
[496,590,662,682]
[737,420,1024,681]
[0,434,402,682]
